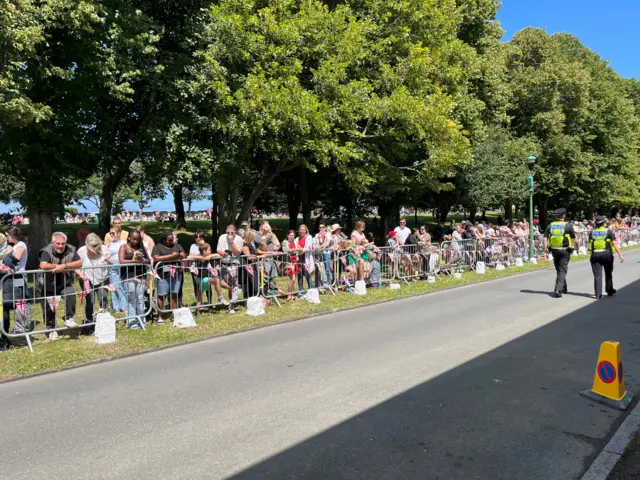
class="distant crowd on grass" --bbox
[1,212,639,351]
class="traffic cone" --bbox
[580,341,633,410]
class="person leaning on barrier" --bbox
[589,216,624,299]
[216,224,243,314]
[0,233,28,350]
[75,233,110,335]
[120,231,151,329]
[151,231,186,321]
[543,208,576,298]
[38,232,83,340]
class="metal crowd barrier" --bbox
[440,239,477,273]
[0,263,151,352]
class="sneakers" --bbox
[231,288,239,303]
[64,319,79,328]
[219,296,230,306]
[553,291,562,298]
[228,306,236,314]
[47,331,59,341]
[608,289,617,297]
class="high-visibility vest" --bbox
[549,222,572,249]
[590,227,613,253]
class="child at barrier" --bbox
[282,230,300,302]
[257,242,281,298]
[193,243,228,309]
[188,231,213,308]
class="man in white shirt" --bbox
[394,218,411,245]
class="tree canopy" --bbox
[1,0,639,248]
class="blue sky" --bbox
[499,0,639,79]
[3,1,638,213]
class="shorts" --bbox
[157,277,182,297]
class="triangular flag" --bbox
[209,265,218,278]
[169,265,176,279]
[189,265,199,275]
[46,295,61,313]
[341,256,347,266]
[84,278,91,294]
[106,284,116,292]
[304,264,311,274]
[16,299,26,316]
[0,264,14,274]
[79,291,86,305]
[246,264,254,277]
[230,267,236,278]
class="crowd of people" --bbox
[1,212,639,351]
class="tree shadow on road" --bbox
[231,279,640,480]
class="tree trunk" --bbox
[469,207,477,224]
[173,184,187,230]
[300,168,311,227]
[537,195,549,230]
[504,200,513,221]
[286,185,300,230]
[99,182,114,237]
[345,196,353,234]
[414,206,418,225]
[211,181,219,236]
[437,200,451,223]
[481,210,487,222]
[25,210,54,269]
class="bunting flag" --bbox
[229,267,236,278]
[106,284,116,292]
[46,295,61,313]
[275,261,281,268]
[0,264,14,274]
[136,278,142,284]
[246,264,254,277]
[169,265,176,279]
[341,256,347,266]
[16,299,26,316]
[189,265,199,275]
[79,291,86,305]
[317,262,324,271]
[84,278,91,294]
[304,264,311,274]
[152,270,161,280]
[209,266,218,278]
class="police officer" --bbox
[589,216,624,299]
[543,208,576,298]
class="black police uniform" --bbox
[544,210,576,296]
[589,223,617,298]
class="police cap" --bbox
[552,208,567,216]
[595,216,606,226]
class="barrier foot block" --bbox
[580,389,633,411]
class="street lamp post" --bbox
[527,155,537,259]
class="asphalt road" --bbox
[3,252,640,480]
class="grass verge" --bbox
[0,259,553,380]
[3,245,639,381]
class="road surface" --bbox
[3,251,640,480]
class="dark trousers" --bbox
[43,285,76,329]
[551,249,570,293]
[590,252,614,296]
[79,279,108,324]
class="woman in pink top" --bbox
[351,220,366,246]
